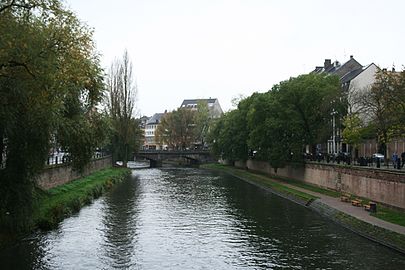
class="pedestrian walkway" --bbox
[307,160,405,173]
[280,182,405,235]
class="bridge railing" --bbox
[137,149,211,155]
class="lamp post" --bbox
[331,109,337,155]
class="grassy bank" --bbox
[201,163,317,203]
[268,174,340,198]
[372,207,405,227]
[33,167,131,230]
[202,163,405,253]
[335,211,405,253]
[202,163,405,227]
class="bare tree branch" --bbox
[0,61,36,78]
[0,0,38,14]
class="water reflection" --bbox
[100,173,140,268]
[1,166,405,269]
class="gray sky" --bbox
[66,0,405,116]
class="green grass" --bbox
[203,163,405,229]
[203,163,339,197]
[372,206,405,227]
[33,167,130,230]
[335,211,405,253]
[282,178,340,197]
[202,163,317,202]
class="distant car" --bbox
[372,153,384,160]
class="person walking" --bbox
[401,152,405,168]
[392,152,398,169]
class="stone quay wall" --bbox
[234,160,405,209]
[37,156,112,190]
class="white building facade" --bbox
[312,56,379,155]
[144,113,164,150]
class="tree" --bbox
[194,101,211,147]
[209,96,252,161]
[246,91,300,170]
[342,114,365,157]
[353,69,403,157]
[0,0,105,231]
[395,70,405,132]
[155,108,196,149]
[276,74,342,154]
[209,73,341,169]
[106,50,141,167]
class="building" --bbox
[144,113,165,150]
[312,56,379,155]
[138,116,150,149]
[180,98,223,118]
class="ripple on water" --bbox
[1,166,405,269]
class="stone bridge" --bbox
[136,150,213,167]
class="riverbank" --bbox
[202,163,405,254]
[33,167,131,230]
[0,167,130,249]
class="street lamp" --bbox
[331,109,338,155]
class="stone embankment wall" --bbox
[37,156,112,190]
[235,160,405,209]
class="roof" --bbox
[146,113,164,125]
[311,56,366,84]
[340,68,364,84]
[181,98,217,107]
[331,57,363,79]
[311,61,340,74]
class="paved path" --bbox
[307,160,405,173]
[280,182,405,235]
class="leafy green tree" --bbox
[209,96,252,161]
[355,69,402,156]
[194,101,211,147]
[106,50,141,167]
[156,108,196,150]
[276,74,342,154]
[0,0,105,232]
[342,114,366,157]
[209,73,341,169]
[395,70,405,132]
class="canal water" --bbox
[1,167,405,269]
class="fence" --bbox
[38,155,112,189]
[46,151,108,166]
[304,153,405,171]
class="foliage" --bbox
[209,97,252,161]
[342,114,365,149]
[156,101,218,150]
[275,74,342,152]
[351,69,405,156]
[33,168,130,230]
[0,0,105,232]
[156,108,196,149]
[194,101,211,146]
[105,50,141,166]
[209,73,341,169]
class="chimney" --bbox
[350,55,353,59]
[324,59,332,70]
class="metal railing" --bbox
[305,154,405,171]
[46,151,108,166]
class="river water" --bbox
[1,166,405,269]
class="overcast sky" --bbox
[66,0,405,116]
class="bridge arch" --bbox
[135,150,213,168]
